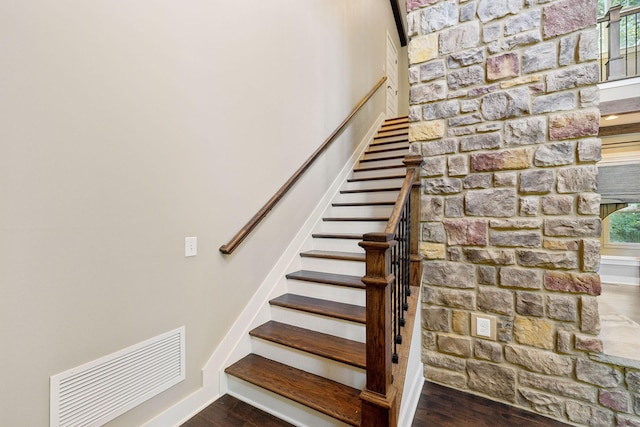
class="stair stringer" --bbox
[200,112,385,397]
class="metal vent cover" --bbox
[50,326,185,427]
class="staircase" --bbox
[225,116,412,426]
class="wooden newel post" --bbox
[403,155,424,289]
[359,233,398,427]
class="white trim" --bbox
[599,255,640,286]
[598,76,640,90]
[141,113,386,427]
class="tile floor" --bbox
[598,283,640,361]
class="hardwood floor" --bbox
[182,381,570,426]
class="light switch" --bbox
[185,237,197,257]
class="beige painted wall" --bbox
[0,1,408,425]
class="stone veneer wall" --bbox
[406,0,640,425]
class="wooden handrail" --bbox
[385,169,416,235]
[219,76,388,255]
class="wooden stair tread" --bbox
[341,186,402,194]
[312,232,363,239]
[353,164,405,172]
[379,123,409,132]
[286,269,365,288]
[359,155,406,163]
[300,250,365,262]
[250,321,366,368]
[332,201,395,207]
[270,294,366,324]
[323,217,389,222]
[370,136,409,146]
[375,130,409,138]
[366,145,410,155]
[225,354,361,426]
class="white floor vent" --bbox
[50,326,185,427]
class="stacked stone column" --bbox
[407,0,640,425]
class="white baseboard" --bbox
[142,112,385,427]
[398,286,424,427]
[599,255,640,286]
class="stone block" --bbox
[517,292,544,317]
[421,1,459,33]
[543,239,580,251]
[580,296,600,334]
[423,222,446,243]
[514,317,555,349]
[448,247,463,261]
[505,10,541,36]
[519,169,554,194]
[448,155,469,177]
[535,141,576,167]
[503,31,543,50]
[505,116,547,146]
[423,349,466,372]
[409,105,421,122]
[438,334,472,357]
[490,218,542,230]
[516,250,579,269]
[423,156,446,177]
[494,172,518,187]
[465,248,516,265]
[523,42,557,74]
[423,261,476,288]
[449,114,483,128]
[410,121,446,142]
[465,188,518,217]
[478,265,497,285]
[543,0,597,38]
[407,0,438,12]
[557,165,598,193]
[545,271,601,295]
[547,295,578,321]
[421,60,446,82]
[447,48,485,69]
[578,138,601,163]
[452,310,469,334]
[444,219,487,246]
[520,371,597,402]
[409,34,439,64]
[481,88,530,121]
[423,307,451,332]
[549,109,600,140]
[547,63,600,92]
[575,334,603,353]
[600,389,631,413]
[422,196,444,221]
[579,28,600,62]
[490,230,542,248]
[519,388,564,419]
[423,365,467,388]
[626,371,640,394]
[500,267,541,289]
[483,22,502,42]
[463,174,493,189]
[446,196,463,218]
[460,2,477,22]
[477,0,522,23]
[542,195,574,215]
[487,53,520,81]
[467,360,517,402]
[544,218,601,237]
[617,415,640,427]
[425,178,463,195]
[422,138,458,156]
[581,239,600,272]
[500,74,543,89]
[478,123,502,133]
[435,288,476,310]
[533,92,576,114]
[478,287,514,316]
[423,330,437,350]
[520,196,540,216]
[475,340,504,362]
[424,100,460,120]
[580,87,600,108]
[566,401,614,426]
[410,82,447,105]
[471,148,532,172]
[461,99,480,113]
[559,35,577,66]
[460,132,501,152]
[557,329,573,354]
[439,21,480,54]
[420,242,446,259]
[505,344,573,376]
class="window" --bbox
[605,203,640,247]
[599,0,640,16]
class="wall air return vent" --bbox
[50,326,185,427]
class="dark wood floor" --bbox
[182,381,569,426]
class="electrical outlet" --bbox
[477,317,491,337]
[471,313,497,340]
[185,236,197,257]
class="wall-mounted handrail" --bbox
[219,76,388,255]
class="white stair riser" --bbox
[342,177,405,191]
[270,306,366,342]
[333,191,399,204]
[351,167,407,179]
[227,377,352,427]
[286,280,365,306]
[300,257,365,276]
[327,204,394,217]
[251,339,366,390]
[311,238,363,253]
[319,220,387,234]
